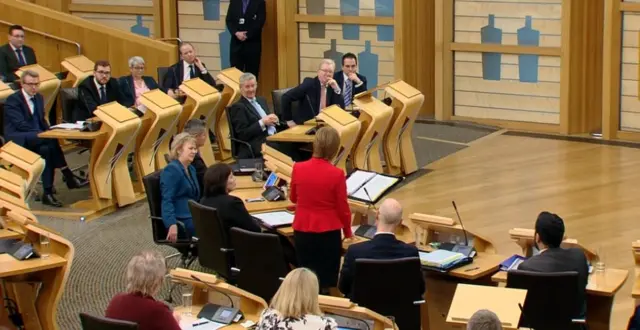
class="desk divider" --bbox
[216,67,244,161]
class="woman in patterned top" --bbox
[256,268,337,330]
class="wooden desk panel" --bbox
[176,305,260,329]
[38,129,105,140]
[235,176,265,190]
[267,125,316,143]
[0,254,67,277]
[230,188,291,213]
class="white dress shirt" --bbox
[9,44,25,64]
[22,89,35,115]
[182,60,194,82]
[342,72,364,91]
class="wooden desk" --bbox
[633,241,640,303]
[216,68,244,161]
[447,284,527,330]
[230,188,291,213]
[235,176,265,190]
[0,218,74,330]
[0,81,13,102]
[175,305,260,329]
[0,224,22,240]
[36,129,116,221]
[60,55,94,88]
[491,268,628,330]
[267,125,316,143]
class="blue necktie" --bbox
[15,48,26,66]
[242,0,250,13]
[251,99,275,135]
[100,86,107,103]
[344,79,353,107]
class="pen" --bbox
[464,267,479,272]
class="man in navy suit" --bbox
[4,70,87,207]
[75,60,124,122]
[281,59,345,126]
[0,25,37,83]
[628,304,640,330]
[338,198,424,298]
[333,53,367,108]
[162,43,221,98]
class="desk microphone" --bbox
[438,201,476,258]
[190,275,235,308]
[452,201,469,247]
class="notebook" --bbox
[252,211,294,228]
[346,170,403,203]
[500,255,527,271]
[419,250,466,268]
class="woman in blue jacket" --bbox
[161,132,200,241]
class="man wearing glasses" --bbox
[0,25,37,83]
[333,53,367,109]
[75,60,124,122]
[281,59,345,127]
[4,70,87,207]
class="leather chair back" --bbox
[79,313,138,330]
[60,87,79,124]
[142,171,167,242]
[271,88,294,119]
[225,106,242,159]
[352,257,424,330]
[189,200,234,280]
[157,67,170,90]
[230,227,290,301]
[507,270,582,329]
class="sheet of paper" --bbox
[180,318,226,330]
[351,175,399,201]
[253,211,295,227]
[346,170,376,195]
[50,123,83,130]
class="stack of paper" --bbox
[419,250,466,268]
[252,211,294,228]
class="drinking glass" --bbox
[252,162,264,182]
[39,233,51,259]
[181,284,193,316]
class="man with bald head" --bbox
[338,198,424,298]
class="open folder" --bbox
[252,211,294,228]
[346,170,403,204]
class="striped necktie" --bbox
[344,79,353,107]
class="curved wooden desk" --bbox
[0,168,28,210]
[135,89,182,175]
[60,55,94,88]
[319,296,395,330]
[352,93,394,172]
[216,68,244,161]
[0,212,74,330]
[0,141,45,200]
[262,144,294,183]
[633,241,640,304]
[410,212,503,330]
[170,268,267,329]
[179,78,222,167]
[16,65,61,125]
[0,81,12,101]
[382,80,424,175]
[503,228,628,330]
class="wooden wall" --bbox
[0,0,177,78]
[68,0,156,38]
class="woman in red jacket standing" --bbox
[290,126,353,293]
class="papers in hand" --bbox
[253,211,294,228]
[50,122,84,130]
[346,170,401,203]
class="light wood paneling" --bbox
[620,13,640,131]
[72,13,155,37]
[0,0,177,78]
[390,134,637,330]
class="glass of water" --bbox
[182,284,193,316]
[39,233,51,259]
[252,162,264,182]
[595,246,606,273]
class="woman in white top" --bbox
[256,268,337,330]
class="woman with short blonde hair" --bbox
[169,132,197,161]
[106,251,181,330]
[256,268,337,330]
[312,126,340,160]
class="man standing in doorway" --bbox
[226,0,266,79]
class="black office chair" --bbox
[229,227,291,302]
[271,87,293,119]
[188,200,235,281]
[60,87,79,124]
[225,106,255,159]
[157,66,170,90]
[352,257,425,330]
[507,270,584,329]
[142,171,197,268]
[0,100,5,146]
[79,313,138,330]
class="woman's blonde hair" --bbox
[312,126,340,160]
[169,132,197,160]
[270,268,322,318]
[125,250,166,296]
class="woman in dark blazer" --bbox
[290,127,353,292]
[118,56,162,108]
[161,132,200,241]
[200,163,297,265]
[200,163,262,235]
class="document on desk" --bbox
[253,211,295,228]
[348,170,401,203]
[50,122,84,130]
[180,318,225,330]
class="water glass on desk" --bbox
[182,284,194,317]
[39,233,51,259]
[595,247,606,273]
[252,162,264,182]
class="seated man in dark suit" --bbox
[228,72,288,159]
[162,42,222,99]
[183,118,208,193]
[75,60,124,122]
[281,58,345,126]
[628,304,640,330]
[3,70,87,207]
[339,198,425,298]
[0,25,37,83]
[518,211,589,319]
[333,53,367,109]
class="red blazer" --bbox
[105,292,181,330]
[290,157,352,237]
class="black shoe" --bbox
[65,175,89,189]
[41,193,63,207]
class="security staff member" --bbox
[226,0,266,79]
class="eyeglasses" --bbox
[132,66,145,71]
[96,70,111,75]
[23,82,39,87]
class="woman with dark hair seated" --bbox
[200,163,296,264]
